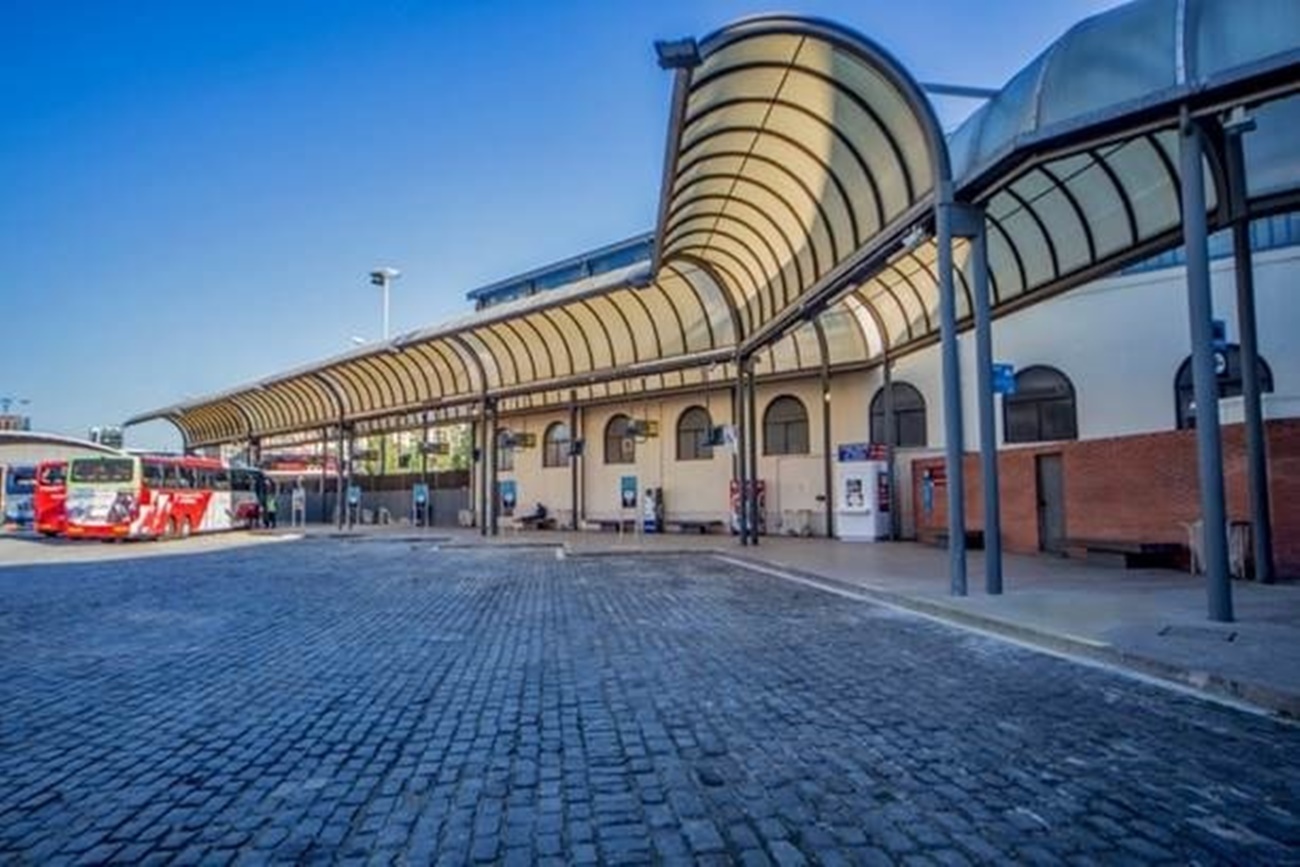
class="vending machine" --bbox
[834,443,891,542]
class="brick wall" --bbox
[912,418,1300,578]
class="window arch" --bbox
[763,395,809,455]
[1174,345,1274,430]
[604,414,635,465]
[677,406,713,461]
[1003,366,1078,443]
[869,382,927,447]
[543,421,570,468]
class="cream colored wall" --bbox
[581,390,734,523]
[494,413,574,523]
[753,378,828,535]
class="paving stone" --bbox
[0,543,1295,865]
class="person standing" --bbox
[265,487,278,529]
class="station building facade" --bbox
[128,2,1300,599]
[471,217,1300,575]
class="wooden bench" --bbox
[666,520,725,535]
[1065,538,1184,570]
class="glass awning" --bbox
[128,1,1300,448]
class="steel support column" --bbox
[821,365,834,539]
[344,427,355,530]
[936,188,967,596]
[735,360,749,546]
[955,204,1002,594]
[746,360,760,546]
[1224,121,1275,584]
[574,392,585,530]
[1180,113,1233,622]
[488,401,499,537]
[335,424,346,530]
[882,354,897,540]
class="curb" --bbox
[716,553,1300,721]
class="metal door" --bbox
[1036,454,1066,554]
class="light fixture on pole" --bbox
[368,267,401,341]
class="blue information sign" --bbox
[992,362,1016,395]
[620,475,638,510]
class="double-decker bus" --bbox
[34,460,67,536]
[65,454,264,540]
[2,464,36,529]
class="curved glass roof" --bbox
[129,1,1300,448]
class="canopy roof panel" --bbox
[129,2,1300,449]
[660,16,944,344]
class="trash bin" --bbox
[1229,521,1252,580]
[1184,519,1253,579]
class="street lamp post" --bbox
[368,267,401,341]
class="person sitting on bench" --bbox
[517,502,549,528]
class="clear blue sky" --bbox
[0,0,1123,449]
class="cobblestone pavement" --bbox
[1,540,1297,866]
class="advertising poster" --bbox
[620,475,638,510]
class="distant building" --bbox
[466,232,652,310]
[0,414,31,432]
[89,426,125,449]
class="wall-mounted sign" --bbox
[992,363,1016,395]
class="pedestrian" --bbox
[265,488,278,529]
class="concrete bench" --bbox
[1066,538,1184,570]
[930,530,984,550]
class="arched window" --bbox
[604,414,635,464]
[1174,345,1274,430]
[543,422,569,468]
[869,382,927,447]
[763,395,809,455]
[677,406,713,461]
[1003,366,1078,443]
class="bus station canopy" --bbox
[128,0,1300,448]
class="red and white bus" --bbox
[65,454,264,540]
[34,460,67,536]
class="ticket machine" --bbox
[834,443,891,542]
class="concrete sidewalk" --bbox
[376,524,1300,718]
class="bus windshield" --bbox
[37,464,66,486]
[69,458,136,484]
[4,466,35,494]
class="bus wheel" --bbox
[180,518,193,539]
[167,518,178,539]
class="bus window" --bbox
[70,458,135,484]
[213,469,231,491]
[143,461,165,489]
[37,464,65,487]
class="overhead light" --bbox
[654,37,700,70]
[1222,105,1256,135]
[901,225,930,252]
